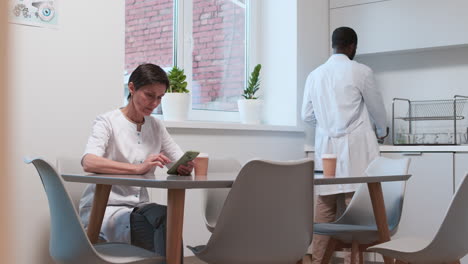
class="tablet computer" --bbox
[167,151,199,175]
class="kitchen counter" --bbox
[304,145,468,153]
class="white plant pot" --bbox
[237,99,262,124]
[161,93,191,121]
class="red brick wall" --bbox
[125,0,245,111]
[125,0,174,72]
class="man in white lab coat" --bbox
[302,27,387,263]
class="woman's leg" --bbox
[130,203,184,263]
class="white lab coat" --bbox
[79,109,184,243]
[302,54,387,195]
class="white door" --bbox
[381,152,453,239]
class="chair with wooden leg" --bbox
[188,159,315,264]
[314,157,411,264]
[368,173,468,264]
[26,157,164,264]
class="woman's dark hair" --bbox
[127,63,169,100]
[332,27,358,49]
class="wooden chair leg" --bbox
[350,240,359,264]
[321,238,337,264]
[358,250,364,264]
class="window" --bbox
[125,0,174,104]
[191,0,246,112]
[125,0,174,72]
[125,0,248,116]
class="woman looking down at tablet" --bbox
[79,63,193,259]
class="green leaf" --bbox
[167,66,190,93]
[244,64,261,99]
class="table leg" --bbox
[87,184,112,244]
[367,182,393,264]
[167,189,186,264]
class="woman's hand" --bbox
[177,160,194,176]
[136,153,171,174]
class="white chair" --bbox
[368,173,468,264]
[314,156,411,263]
[188,159,315,264]
[26,157,164,264]
[201,158,242,232]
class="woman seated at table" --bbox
[79,63,193,258]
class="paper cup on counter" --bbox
[194,153,209,176]
[322,154,337,178]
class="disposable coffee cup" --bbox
[322,154,337,178]
[194,153,209,176]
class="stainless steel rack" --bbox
[392,95,468,145]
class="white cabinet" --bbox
[330,0,387,9]
[455,153,468,190]
[454,153,468,264]
[381,152,453,239]
[330,0,468,55]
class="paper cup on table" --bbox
[194,153,209,177]
[322,154,337,178]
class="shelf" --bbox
[395,116,465,121]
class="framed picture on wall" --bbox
[9,0,58,28]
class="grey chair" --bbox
[368,173,468,264]
[314,156,411,263]
[201,158,242,232]
[188,159,315,264]
[26,157,164,264]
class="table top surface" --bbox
[61,171,411,189]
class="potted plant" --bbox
[162,66,191,121]
[238,64,262,124]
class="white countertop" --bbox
[304,144,468,152]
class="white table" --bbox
[62,172,410,264]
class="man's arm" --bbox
[301,74,317,125]
[361,69,387,138]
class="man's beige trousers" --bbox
[311,192,354,264]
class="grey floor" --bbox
[185,254,382,264]
[184,256,206,264]
[184,255,314,264]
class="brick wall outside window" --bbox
[125,0,174,72]
[125,0,245,111]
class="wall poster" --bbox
[9,0,58,28]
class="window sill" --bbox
[158,118,304,133]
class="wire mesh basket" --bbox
[392,95,468,145]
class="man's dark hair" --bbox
[332,27,358,49]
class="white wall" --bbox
[256,0,329,132]
[297,0,330,149]
[10,1,329,263]
[10,0,125,263]
[257,0,298,126]
[357,45,468,142]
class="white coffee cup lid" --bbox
[322,154,337,159]
[198,153,209,158]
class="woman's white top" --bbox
[302,54,387,195]
[79,109,184,243]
